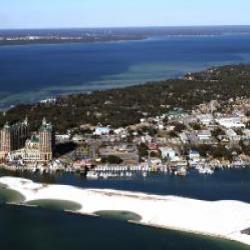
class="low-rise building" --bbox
[188,150,200,161]
[215,117,245,129]
[197,114,214,126]
[225,129,241,142]
[94,126,111,136]
[197,130,212,141]
[159,147,177,160]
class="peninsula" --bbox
[1,65,250,178]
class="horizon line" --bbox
[1,24,250,31]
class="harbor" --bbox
[1,158,249,180]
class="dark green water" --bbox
[0,205,249,250]
[95,210,142,222]
[0,184,25,204]
[26,199,82,211]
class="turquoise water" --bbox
[1,33,250,108]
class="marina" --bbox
[1,160,247,180]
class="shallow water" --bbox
[26,199,82,211]
[95,210,142,222]
[0,185,25,204]
[1,34,250,108]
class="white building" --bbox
[225,129,241,141]
[197,130,212,141]
[215,117,245,129]
[55,134,70,143]
[159,147,177,160]
[189,150,200,161]
[243,129,250,140]
[94,126,111,136]
[197,114,214,126]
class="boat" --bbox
[125,172,133,177]
[86,171,99,179]
[198,167,214,175]
[174,167,187,176]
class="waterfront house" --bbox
[159,147,177,160]
[188,150,200,161]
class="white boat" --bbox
[86,171,99,179]
[125,172,133,177]
[174,167,187,176]
[198,167,214,175]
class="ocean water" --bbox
[1,205,249,250]
[1,34,250,108]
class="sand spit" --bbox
[0,176,250,246]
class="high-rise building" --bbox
[0,117,29,153]
[39,118,55,162]
[0,117,54,164]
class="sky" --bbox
[1,0,250,29]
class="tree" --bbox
[173,123,186,133]
[212,127,225,138]
[190,122,202,130]
[101,155,123,164]
[138,143,149,158]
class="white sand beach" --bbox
[0,176,250,246]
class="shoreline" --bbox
[1,41,248,111]
[3,203,247,248]
[0,176,250,246]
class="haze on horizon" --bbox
[1,0,250,29]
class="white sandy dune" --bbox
[0,176,250,246]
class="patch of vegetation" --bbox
[101,155,123,165]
